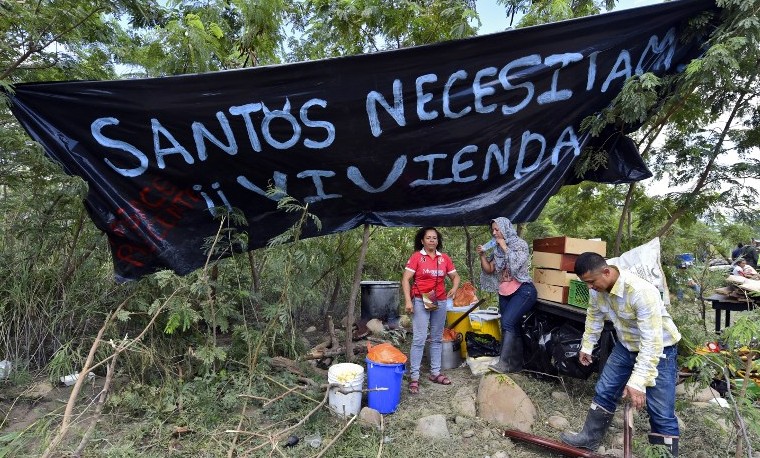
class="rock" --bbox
[305,326,316,333]
[452,386,477,417]
[462,429,475,438]
[477,373,536,432]
[677,382,721,402]
[493,451,509,458]
[24,381,54,399]
[713,417,732,434]
[546,415,570,430]
[455,415,473,428]
[604,448,624,458]
[550,390,569,401]
[415,414,450,438]
[677,414,685,432]
[358,407,382,429]
[399,315,411,328]
[366,319,385,335]
[612,432,624,447]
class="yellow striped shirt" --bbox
[580,267,681,392]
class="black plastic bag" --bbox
[522,312,558,375]
[551,323,598,379]
[465,331,501,358]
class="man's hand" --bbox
[579,351,593,366]
[622,386,646,409]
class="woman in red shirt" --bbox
[402,227,460,394]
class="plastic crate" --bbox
[568,280,590,309]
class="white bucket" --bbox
[327,363,364,417]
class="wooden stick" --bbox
[313,414,358,458]
[40,299,124,458]
[261,373,320,403]
[346,224,371,362]
[327,315,338,349]
[73,352,120,457]
[376,415,384,458]
[262,386,301,408]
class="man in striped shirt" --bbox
[560,252,681,457]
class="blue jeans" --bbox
[409,297,447,381]
[593,341,679,436]
[498,282,537,333]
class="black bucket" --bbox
[360,281,400,322]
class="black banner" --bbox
[8,0,715,281]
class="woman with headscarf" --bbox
[476,217,537,373]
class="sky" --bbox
[474,0,660,35]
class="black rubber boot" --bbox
[489,331,523,373]
[559,403,614,451]
[648,433,679,457]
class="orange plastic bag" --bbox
[442,327,460,342]
[366,342,408,364]
[454,281,478,307]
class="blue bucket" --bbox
[365,358,405,414]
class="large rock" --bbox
[415,414,450,438]
[358,407,382,429]
[477,373,536,432]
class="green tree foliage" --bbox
[578,0,760,247]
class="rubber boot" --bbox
[648,434,679,457]
[489,331,523,373]
[559,403,614,451]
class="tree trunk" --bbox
[247,251,260,295]
[346,224,371,362]
[614,183,636,256]
[463,225,474,283]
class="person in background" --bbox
[736,258,760,279]
[402,227,460,394]
[733,258,746,277]
[740,242,758,268]
[731,243,744,261]
[560,252,681,457]
[477,217,536,373]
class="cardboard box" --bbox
[532,251,578,272]
[535,282,569,304]
[534,268,578,287]
[533,236,607,256]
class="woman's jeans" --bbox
[498,282,537,333]
[593,341,679,437]
[409,297,447,381]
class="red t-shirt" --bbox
[405,250,456,301]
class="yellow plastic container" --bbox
[468,308,502,342]
[446,305,475,357]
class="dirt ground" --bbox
[0,328,752,457]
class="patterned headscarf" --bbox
[480,217,532,292]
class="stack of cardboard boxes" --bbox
[532,236,607,306]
